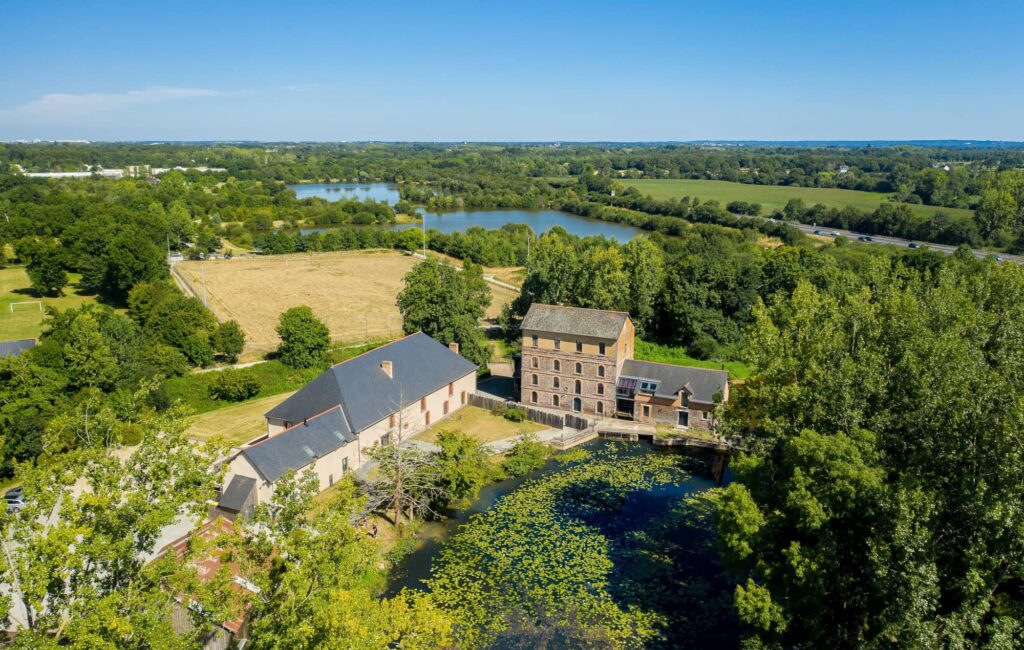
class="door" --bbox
[677,410,689,427]
[573,397,582,413]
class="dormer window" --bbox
[576,340,583,353]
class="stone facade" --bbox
[520,320,634,418]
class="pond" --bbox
[396,208,641,241]
[388,439,737,648]
[287,182,401,204]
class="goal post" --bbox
[9,301,43,313]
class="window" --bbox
[553,377,560,389]
[389,413,396,428]
[597,402,604,415]
[702,411,709,420]
[448,382,454,396]
[425,411,431,425]
[598,366,605,378]
[381,432,391,446]
[443,401,449,415]
[599,342,606,356]
[574,379,582,394]
[532,334,538,347]
[554,359,561,372]
[420,397,426,412]
[461,390,467,405]
[342,457,348,473]
[575,362,582,374]
[597,383,604,396]
[531,391,538,403]
[552,395,560,407]
[531,357,538,368]
[642,405,651,417]
[554,337,561,350]
[532,374,538,385]
[576,340,583,353]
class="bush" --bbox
[503,407,527,422]
[208,369,261,402]
[689,334,718,361]
[501,433,549,477]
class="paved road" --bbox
[752,216,1024,264]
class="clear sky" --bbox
[1,0,1022,141]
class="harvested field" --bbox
[175,249,516,350]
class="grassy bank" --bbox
[165,342,385,416]
[634,339,750,379]
[622,178,974,221]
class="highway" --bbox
[752,216,1024,265]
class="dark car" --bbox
[908,242,920,249]
[813,229,823,235]
[857,235,873,242]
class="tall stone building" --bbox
[519,303,729,430]
[519,304,634,418]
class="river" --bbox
[387,439,738,647]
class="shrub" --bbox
[208,369,261,402]
[503,407,527,423]
[501,433,549,477]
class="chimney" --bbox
[448,341,460,355]
[380,360,393,378]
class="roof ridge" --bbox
[245,404,343,448]
[530,303,631,317]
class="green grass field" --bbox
[0,267,102,341]
[621,179,975,221]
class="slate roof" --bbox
[0,339,36,358]
[241,406,356,483]
[620,359,728,404]
[218,475,256,512]
[521,304,630,340]
[265,332,477,433]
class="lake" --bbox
[396,209,641,241]
[288,182,401,204]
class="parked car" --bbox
[908,242,920,249]
[996,256,1005,263]
[5,486,25,514]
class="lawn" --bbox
[622,178,975,221]
[0,267,103,341]
[414,406,546,444]
[187,392,295,446]
[176,249,517,352]
[634,339,751,379]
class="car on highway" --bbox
[858,235,874,242]
[813,229,823,235]
[5,486,25,514]
[996,256,1005,263]
[908,242,920,249]
[830,231,840,237]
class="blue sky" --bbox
[1,0,1022,141]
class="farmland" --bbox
[623,178,975,220]
[175,249,518,352]
[0,267,103,341]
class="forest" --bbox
[1,142,1024,647]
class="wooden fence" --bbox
[468,392,590,431]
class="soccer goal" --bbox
[9,301,43,313]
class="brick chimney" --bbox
[380,360,393,378]
[448,341,460,355]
